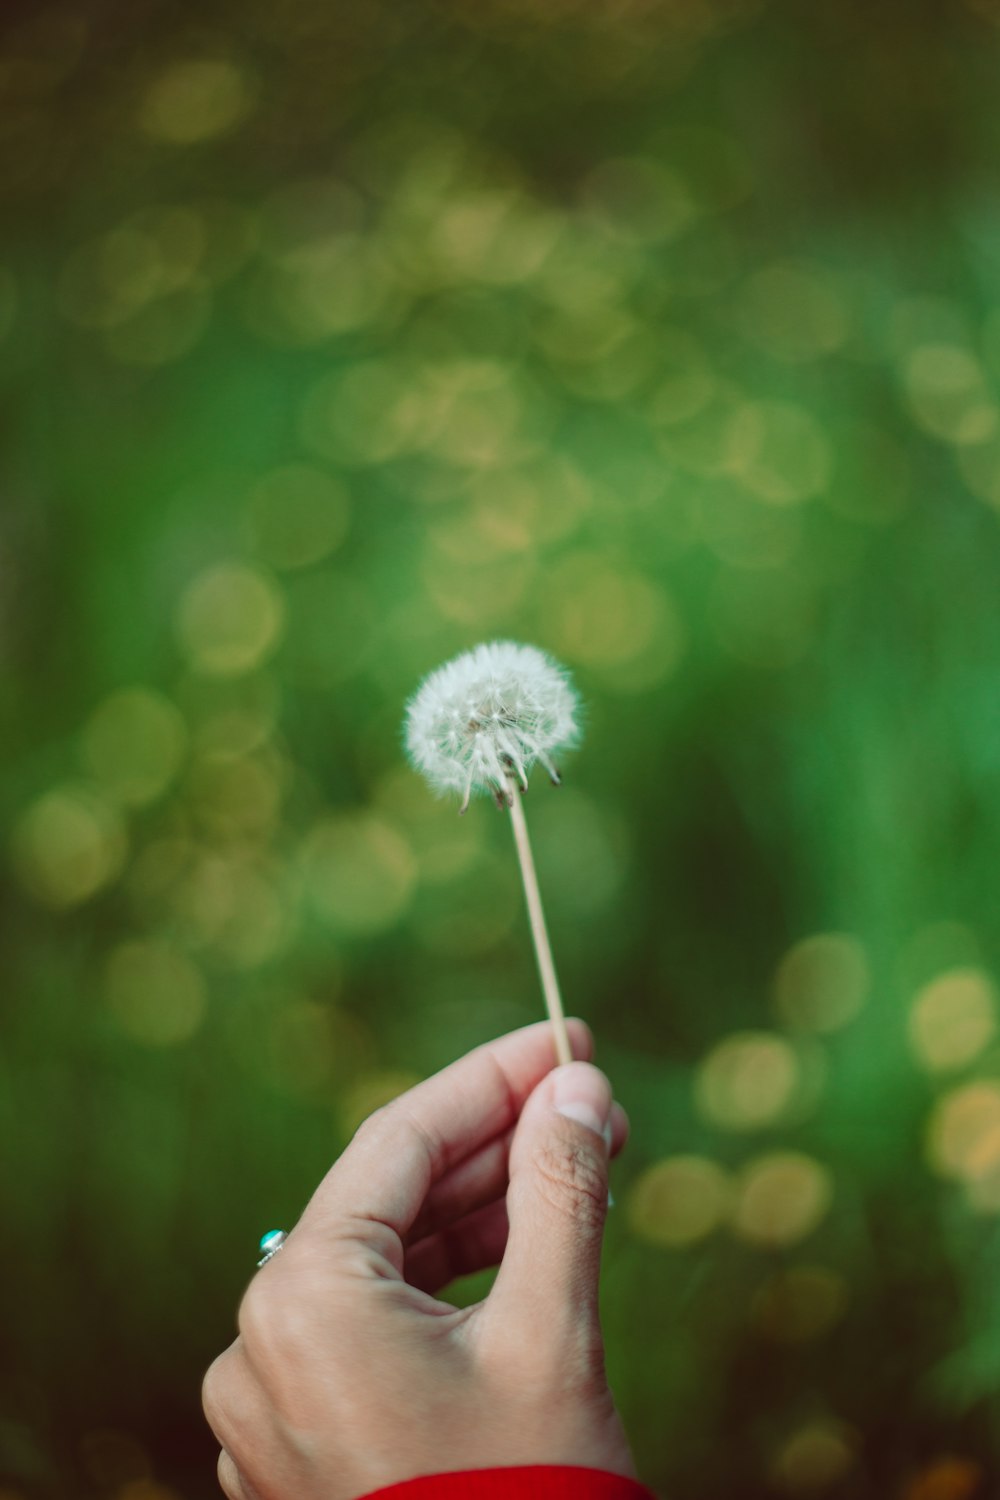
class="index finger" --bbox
[296,1018,593,1249]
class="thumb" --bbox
[487,1061,612,1346]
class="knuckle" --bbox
[351,1107,381,1143]
[237,1254,333,1362]
[531,1139,607,1230]
[236,1273,283,1352]
[201,1354,233,1438]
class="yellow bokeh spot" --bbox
[300,358,424,466]
[244,238,393,347]
[627,1156,732,1248]
[725,400,832,505]
[753,1266,848,1344]
[696,1031,800,1131]
[140,59,252,144]
[422,550,534,630]
[81,688,187,806]
[771,1420,855,1493]
[176,562,285,677]
[105,940,206,1046]
[11,787,126,908]
[542,552,684,688]
[340,1069,423,1137]
[301,815,416,934]
[732,1153,833,1248]
[419,360,532,469]
[902,344,996,446]
[739,261,850,363]
[927,1081,1000,1181]
[468,458,589,547]
[904,1457,984,1500]
[774,933,870,1033]
[429,187,561,284]
[910,968,997,1072]
[221,865,292,969]
[247,464,350,570]
[170,852,293,968]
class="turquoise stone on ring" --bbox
[256,1229,287,1267]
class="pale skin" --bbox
[202,1019,636,1500]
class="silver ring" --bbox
[256,1229,287,1268]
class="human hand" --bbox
[202,1019,634,1499]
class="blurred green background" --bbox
[4,0,1000,1496]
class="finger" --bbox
[484,1062,611,1350]
[405,1198,510,1296]
[297,1018,593,1249]
[217,1450,253,1500]
[408,1100,630,1243]
[202,1348,271,1462]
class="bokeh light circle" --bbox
[770,1420,855,1493]
[927,1081,1000,1181]
[301,814,416,934]
[81,688,187,806]
[695,1031,800,1131]
[774,934,870,1033]
[247,464,350,570]
[140,60,253,145]
[753,1266,848,1344]
[909,968,997,1072]
[732,1152,833,1248]
[627,1155,732,1248]
[105,940,206,1046]
[176,562,285,677]
[11,787,126,908]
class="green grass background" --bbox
[3,1,1000,1496]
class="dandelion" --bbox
[404,640,581,1065]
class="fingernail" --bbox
[552,1062,612,1144]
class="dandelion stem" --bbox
[506,780,573,1068]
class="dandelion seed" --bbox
[404,640,582,1065]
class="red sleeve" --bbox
[360,1467,656,1499]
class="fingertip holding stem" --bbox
[551,1061,613,1146]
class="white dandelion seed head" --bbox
[404,640,582,808]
